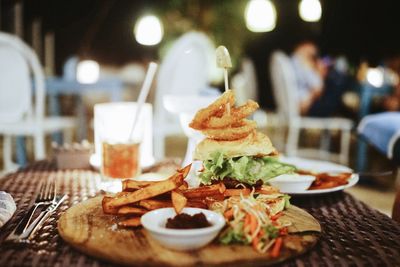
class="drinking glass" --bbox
[94,102,153,183]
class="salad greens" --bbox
[199,152,296,185]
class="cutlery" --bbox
[22,178,56,232]
[8,194,67,242]
[26,194,67,240]
[5,178,56,241]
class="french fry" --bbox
[122,180,156,191]
[139,199,173,210]
[172,190,187,214]
[117,206,148,215]
[178,181,189,190]
[118,217,142,227]
[187,200,208,209]
[224,188,251,197]
[178,164,192,178]
[106,173,184,208]
[102,196,120,214]
[182,184,225,199]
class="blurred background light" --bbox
[366,68,384,87]
[76,60,100,84]
[134,15,164,46]
[299,0,322,22]
[245,0,277,32]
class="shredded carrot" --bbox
[270,237,283,258]
[279,227,288,236]
[244,213,251,229]
[252,235,259,250]
[258,229,265,237]
[271,212,283,221]
[224,208,234,220]
[249,213,258,234]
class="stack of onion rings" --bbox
[189,90,259,141]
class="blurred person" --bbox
[291,41,350,117]
[383,56,400,111]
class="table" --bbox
[1,161,400,266]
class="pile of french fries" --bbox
[102,164,279,227]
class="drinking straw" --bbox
[128,62,158,140]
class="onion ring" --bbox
[189,90,235,130]
[202,120,257,141]
[204,100,259,129]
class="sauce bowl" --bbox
[141,207,225,251]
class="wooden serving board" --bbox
[58,197,321,267]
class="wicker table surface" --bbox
[0,161,400,267]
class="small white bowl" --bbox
[141,207,225,251]
[268,174,316,192]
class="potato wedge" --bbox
[102,196,120,214]
[122,180,156,191]
[106,173,184,208]
[182,184,225,199]
[117,206,148,215]
[178,181,189,190]
[178,164,192,178]
[139,199,173,210]
[118,217,142,227]
[186,200,208,209]
[171,190,187,214]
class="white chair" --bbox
[0,32,75,172]
[154,31,216,159]
[269,51,352,165]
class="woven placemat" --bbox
[0,161,400,267]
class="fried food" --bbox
[171,190,187,214]
[308,172,352,190]
[122,180,156,191]
[118,217,142,228]
[117,206,148,215]
[102,165,193,228]
[189,90,235,130]
[205,100,259,129]
[139,199,172,210]
[189,88,261,144]
[182,183,226,199]
[103,165,191,210]
[104,174,184,209]
[202,120,256,141]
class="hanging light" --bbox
[134,15,164,46]
[299,0,322,22]
[366,68,384,88]
[76,60,100,84]
[245,0,277,32]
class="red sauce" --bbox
[166,213,212,229]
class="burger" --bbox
[190,90,295,188]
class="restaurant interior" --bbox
[0,0,400,266]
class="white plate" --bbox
[278,157,359,195]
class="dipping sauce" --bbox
[166,213,212,229]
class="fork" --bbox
[6,177,56,240]
[22,179,56,232]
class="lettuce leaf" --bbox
[199,152,295,185]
